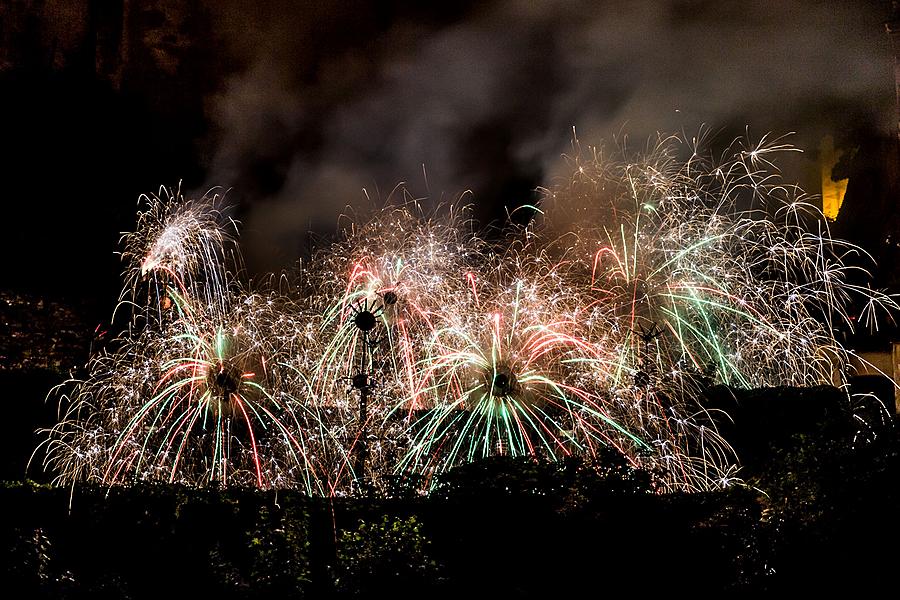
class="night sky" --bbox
[0,0,895,315]
[3,5,900,590]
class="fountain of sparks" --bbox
[35,132,897,495]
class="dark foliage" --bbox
[0,370,65,482]
[0,456,762,597]
[331,515,441,596]
[3,385,898,596]
[705,384,899,593]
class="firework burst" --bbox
[311,202,478,406]
[541,132,891,389]
[38,131,894,495]
[44,291,330,491]
[397,250,649,482]
[530,132,896,489]
[117,185,240,328]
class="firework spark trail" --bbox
[395,250,651,483]
[529,132,899,489]
[117,186,240,329]
[38,131,895,494]
[310,202,478,407]
[542,133,891,390]
[43,291,334,491]
[296,202,486,492]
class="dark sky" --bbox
[0,0,895,309]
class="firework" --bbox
[396,249,650,483]
[297,201,482,492]
[310,202,478,407]
[117,185,240,328]
[38,132,893,495]
[541,133,891,388]
[530,132,895,489]
[42,291,331,491]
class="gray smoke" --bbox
[203,0,894,272]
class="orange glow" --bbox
[820,135,848,220]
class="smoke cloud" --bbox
[202,0,894,272]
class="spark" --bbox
[37,132,894,495]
